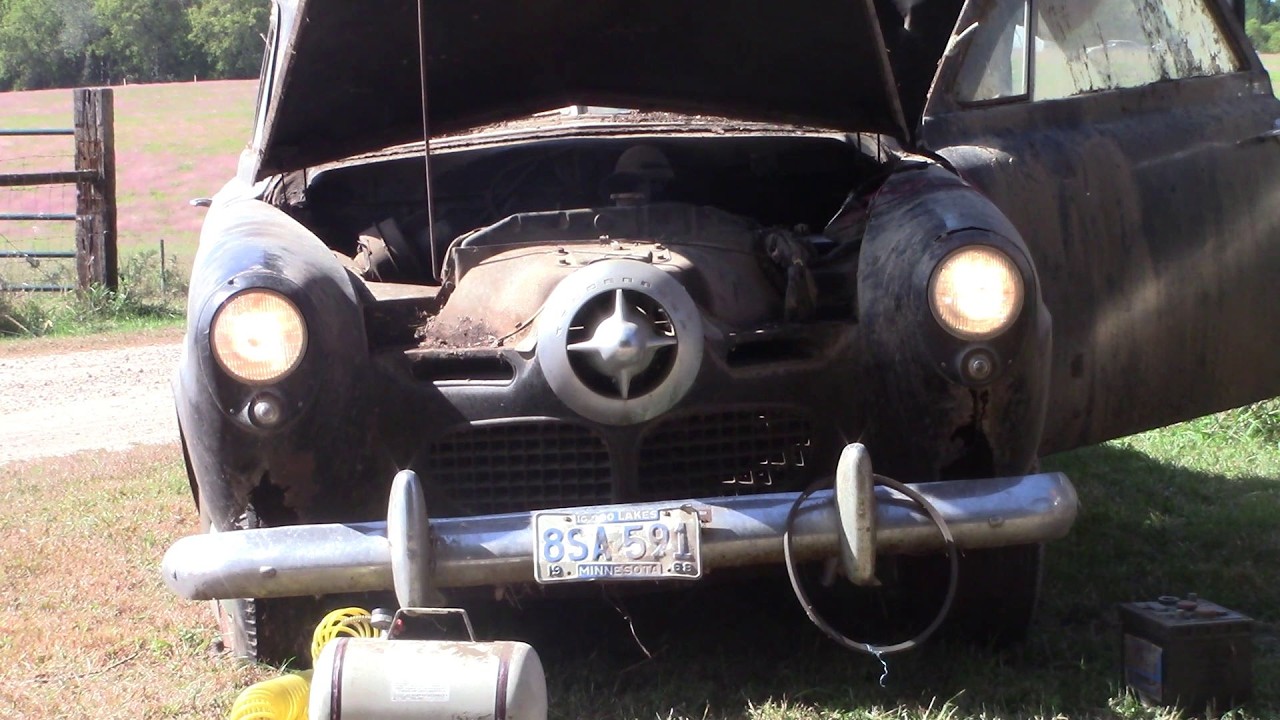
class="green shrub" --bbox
[1228,396,1280,444]
[1178,396,1280,447]
[1247,17,1280,53]
[0,290,53,335]
[0,250,186,337]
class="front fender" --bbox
[857,162,1052,481]
[176,186,382,530]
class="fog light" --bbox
[211,288,307,384]
[249,394,284,427]
[929,246,1024,340]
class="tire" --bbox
[897,542,1045,647]
[888,451,1047,646]
[213,596,324,667]
[194,484,323,667]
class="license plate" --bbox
[532,506,702,583]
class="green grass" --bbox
[0,290,182,337]
[1,403,1275,718]
[1261,54,1280,93]
[0,447,274,719]
[505,410,1280,720]
[0,250,186,337]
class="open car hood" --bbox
[250,0,907,179]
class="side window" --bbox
[956,2,1031,101]
[958,0,1243,103]
[1034,0,1242,99]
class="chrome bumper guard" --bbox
[162,444,1077,603]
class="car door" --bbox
[917,0,1280,454]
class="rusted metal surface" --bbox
[250,0,904,179]
[417,316,501,349]
[922,25,1280,451]
[427,207,789,349]
[170,0,1280,661]
[856,161,1051,480]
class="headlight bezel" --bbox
[927,243,1027,342]
[194,272,321,430]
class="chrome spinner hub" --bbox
[537,259,703,425]
[567,289,677,400]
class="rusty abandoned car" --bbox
[163,0,1280,664]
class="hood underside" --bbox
[252,0,906,179]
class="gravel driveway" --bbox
[0,333,183,466]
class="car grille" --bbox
[636,409,814,501]
[425,409,814,516]
[425,421,612,515]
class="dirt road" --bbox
[0,330,183,466]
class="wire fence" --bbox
[0,234,78,292]
[0,130,75,173]
[0,90,117,293]
[0,145,79,290]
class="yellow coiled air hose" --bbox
[227,607,377,720]
[227,671,312,720]
[308,606,379,662]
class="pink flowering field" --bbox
[0,80,256,276]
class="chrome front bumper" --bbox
[162,445,1077,602]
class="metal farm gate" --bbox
[0,88,117,292]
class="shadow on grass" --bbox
[457,443,1279,719]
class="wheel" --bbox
[194,483,324,666]
[213,596,324,667]
[887,452,1046,646]
[896,542,1045,646]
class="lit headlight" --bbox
[211,288,307,384]
[929,246,1024,340]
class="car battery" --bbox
[1119,595,1252,713]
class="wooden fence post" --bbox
[74,88,117,292]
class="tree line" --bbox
[0,0,268,92]
[1248,0,1280,53]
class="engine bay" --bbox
[276,130,896,347]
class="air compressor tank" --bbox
[310,636,547,720]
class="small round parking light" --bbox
[929,246,1024,341]
[963,349,996,383]
[249,393,285,427]
[211,288,307,384]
